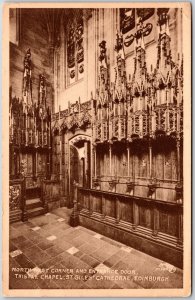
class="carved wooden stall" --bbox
[9,179,25,223]
[49,8,183,266]
[73,8,183,267]
[9,49,52,221]
[78,187,183,268]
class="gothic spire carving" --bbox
[39,74,46,106]
[156,9,171,75]
[23,48,32,105]
[97,40,110,107]
[112,31,127,102]
[131,17,148,100]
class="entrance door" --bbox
[69,140,91,206]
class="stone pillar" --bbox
[70,181,79,227]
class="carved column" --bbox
[115,197,120,224]
[152,204,160,237]
[101,194,106,219]
[70,182,79,227]
[148,140,157,199]
[90,141,93,189]
[83,10,89,101]
[88,192,93,215]
[177,205,183,246]
[54,49,59,113]
[109,143,112,175]
[127,143,130,177]
[41,118,44,147]
[83,140,90,188]
[21,177,28,222]
[176,138,181,182]
[132,200,139,230]
[10,145,15,178]
[67,141,71,208]
[59,132,62,181]
[46,149,51,180]
[94,144,97,179]
[149,142,152,178]
[25,113,28,146]
[34,151,38,179]
[175,138,183,203]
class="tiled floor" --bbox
[9,207,183,289]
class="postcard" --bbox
[2,2,191,297]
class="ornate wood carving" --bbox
[54,9,183,147]
[10,51,52,182]
[50,9,183,211]
[23,48,32,105]
[9,184,21,211]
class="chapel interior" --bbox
[9,7,183,274]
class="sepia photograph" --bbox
[2,2,191,297]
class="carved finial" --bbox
[99,40,107,64]
[39,74,46,106]
[23,48,32,102]
[114,31,123,53]
[157,8,169,27]
[24,48,31,77]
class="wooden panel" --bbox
[103,152,110,176]
[21,154,28,174]
[159,209,177,237]
[37,153,42,173]
[120,200,133,223]
[155,153,164,180]
[134,155,139,178]
[171,150,177,181]
[96,150,101,177]
[97,144,110,177]
[164,152,172,180]
[139,152,148,178]
[82,192,89,210]
[113,144,128,178]
[154,147,177,182]
[105,196,115,218]
[139,204,152,228]
[91,192,101,214]
[129,154,134,178]
[78,187,183,266]
[78,190,84,207]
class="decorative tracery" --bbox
[66,10,84,85]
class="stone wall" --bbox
[10,8,54,110]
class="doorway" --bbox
[68,136,91,207]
